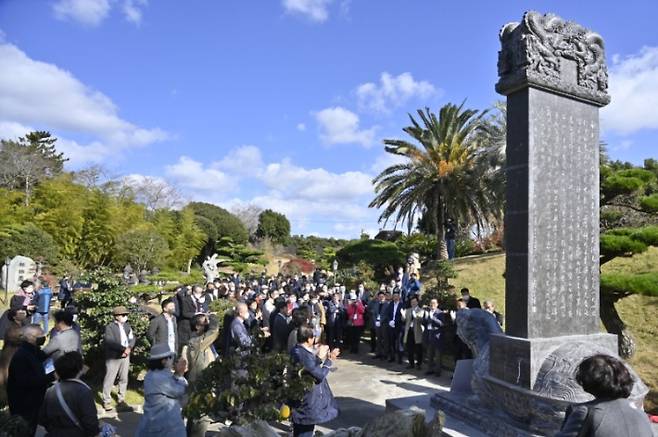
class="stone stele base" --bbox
[430,390,544,437]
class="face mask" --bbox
[36,336,46,346]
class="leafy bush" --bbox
[600,233,648,259]
[0,223,59,263]
[420,287,458,310]
[455,238,476,257]
[420,260,458,308]
[394,233,437,260]
[286,235,350,263]
[183,352,312,425]
[75,268,151,379]
[601,272,658,298]
[336,239,405,280]
[336,260,378,291]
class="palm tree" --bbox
[369,102,504,259]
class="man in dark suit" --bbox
[423,298,448,375]
[147,298,178,355]
[101,306,136,412]
[384,291,404,363]
[368,291,388,357]
[461,288,481,309]
[324,293,345,350]
[271,298,291,353]
[230,303,253,354]
[7,324,54,435]
[175,286,197,352]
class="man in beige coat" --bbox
[402,296,424,369]
[182,313,219,437]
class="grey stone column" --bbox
[490,11,616,389]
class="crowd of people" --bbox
[0,267,498,436]
[1,267,650,437]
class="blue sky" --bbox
[1,0,657,238]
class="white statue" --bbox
[407,252,421,278]
[202,254,222,284]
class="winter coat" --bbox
[345,301,365,328]
[182,315,219,383]
[39,379,99,437]
[135,369,187,437]
[290,345,338,425]
[402,306,425,344]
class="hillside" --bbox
[439,247,658,414]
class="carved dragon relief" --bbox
[496,11,610,106]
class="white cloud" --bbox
[214,145,264,175]
[315,106,377,147]
[0,42,167,166]
[282,0,332,22]
[0,120,113,167]
[157,145,380,238]
[602,46,658,134]
[261,158,373,201]
[52,0,147,26]
[356,72,438,113]
[122,0,148,25]
[297,123,306,131]
[165,156,235,193]
[0,121,33,140]
[53,0,111,26]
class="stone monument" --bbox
[1,255,37,292]
[430,11,648,436]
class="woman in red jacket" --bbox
[345,292,365,354]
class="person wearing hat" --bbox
[135,344,188,437]
[101,306,136,412]
[344,291,365,354]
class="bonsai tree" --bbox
[599,155,658,358]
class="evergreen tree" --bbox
[599,154,658,357]
[256,209,291,243]
[0,131,67,205]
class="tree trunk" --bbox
[186,258,192,275]
[434,193,448,260]
[600,292,636,358]
[24,174,30,206]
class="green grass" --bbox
[429,247,658,414]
